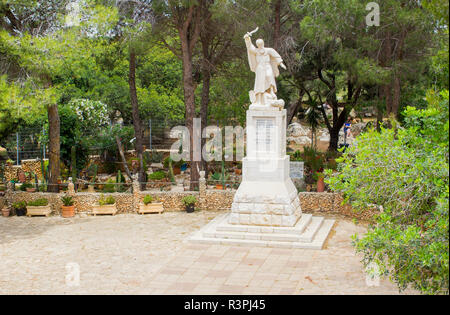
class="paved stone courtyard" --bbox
[0,211,413,295]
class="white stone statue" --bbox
[244,28,286,110]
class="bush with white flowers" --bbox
[68,98,109,129]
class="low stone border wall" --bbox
[299,192,377,221]
[1,182,374,220]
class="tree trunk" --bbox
[328,128,339,151]
[287,90,304,124]
[328,107,348,152]
[391,73,401,117]
[273,0,282,50]
[381,31,393,115]
[180,32,200,191]
[115,135,133,181]
[129,49,145,189]
[200,59,211,178]
[47,104,60,193]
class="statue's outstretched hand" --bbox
[243,33,251,40]
[280,63,287,70]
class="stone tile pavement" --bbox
[0,211,415,295]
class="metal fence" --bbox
[0,120,183,164]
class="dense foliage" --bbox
[326,91,449,294]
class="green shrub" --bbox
[302,146,324,173]
[27,198,48,207]
[143,195,154,205]
[326,90,449,295]
[291,150,303,161]
[103,178,116,193]
[19,182,33,191]
[148,171,167,181]
[61,195,74,206]
[145,150,164,164]
[12,201,27,211]
[182,195,197,206]
[98,195,115,206]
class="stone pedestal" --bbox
[189,107,335,249]
[230,109,301,227]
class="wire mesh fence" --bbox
[0,120,184,165]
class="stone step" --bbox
[188,213,335,250]
[204,216,323,243]
[215,214,313,235]
[298,216,324,243]
[189,219,335,250]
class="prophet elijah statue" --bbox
[244,27,287,110]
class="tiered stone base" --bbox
[189,213,335,250]
[230,179,302,227]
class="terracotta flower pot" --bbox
[215,184,224,190]
[173,167,181,175]
[1,208,10,217]
[61,205,75,218]
[26,187,36,193]
[317,177,325,193]
[234,169,242,175]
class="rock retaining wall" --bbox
[3,159,47,182]
[2,184,374,220]
[299,192,377,220]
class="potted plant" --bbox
[26,186,37,193]
[234,163,242,175]
[61,195,75,218]
[0,199,9,217]
[138,195,164,214]
[315,171,325,193]
[6,159,14,166]
[182,195,197,213]
[92,194,117,216]
[27,198,51,216]
[12,201,27,216]
[20,182,34,192]
[211,171,229,190]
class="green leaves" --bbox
[327,91,449,294]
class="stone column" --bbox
[132,175,141,213]
[5,181,14,209]
[199,171,206,209]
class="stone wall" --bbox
[199,190,235,211]
[5,191,63,213]
[3,165,20,182]
[3,159,47,182]
[74,193,134,214]
[2,183,376,220]
[299,192,377,221]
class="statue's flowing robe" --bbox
[246,42,283,94]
